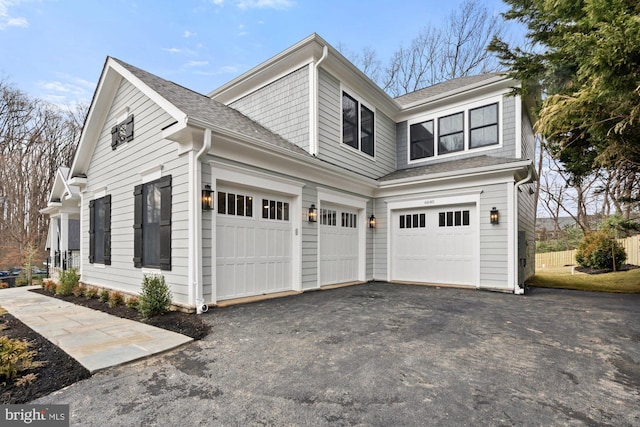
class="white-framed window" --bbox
[438,210,470,227]
[342,90,375,157]
[399,213,426,229]
[408,98,502,162]
[218,191,253,217]
[262,198,290,221]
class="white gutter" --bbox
[192,128,212,314]
[513,167,533,295]
[310,44,328,155]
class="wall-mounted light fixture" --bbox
[369,214,376,229]
[308,204,317,222]
[202,185,213,211]
[490,207,499,225]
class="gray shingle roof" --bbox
[394,73,503,107]
[379,155,526,182]
[112,58,310,157]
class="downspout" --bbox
[193,128,212,313]
[310,45,328,155]
[513,167,533,295]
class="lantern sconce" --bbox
[490,207,499,225]
[202,185,213,211]
[369,214,376,229]
[308,204,317,223]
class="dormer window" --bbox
[342,91,375,157]
[409,101,500,162]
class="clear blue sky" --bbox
[0,0,519,106]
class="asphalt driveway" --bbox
[35,282,640,426]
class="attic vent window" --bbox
[111,114,134,150]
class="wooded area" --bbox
[0,80,84,269]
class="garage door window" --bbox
[341,212,357,228]
[262,199,289,221]
[320,208,337,226]
[218,191,253,217]
[399,213,426,229]
[439,210,470,227]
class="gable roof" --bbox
[394,73,506,107]
[111,58,309,157]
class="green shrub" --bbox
[138,275,172,320]
[99,289,110,303]
[43,280,57,294]
[15,275,29,287]
[57,268,80,296]
[125,296,139,310]
[576,231,627,270]
[84,287,98,299]
[108,291,124,308]
[0,336,41,385]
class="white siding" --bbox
[81,79,191,304]
[230,66,310,151]
[317,69,396,179]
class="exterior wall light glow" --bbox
[202,185,213,211]
[369,214,376,228]
[308,204,317,222]
[490,207,499,225]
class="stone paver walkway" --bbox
[0,286,192,373]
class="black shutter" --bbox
[88,200,95,263]
[104,195,112,265]
[133,184,143,268]
[158,175,172,271]
[125,114,134,142]
[111,126,119,150]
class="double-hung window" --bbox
[342,91,375,157]
[410,120,434,160]
[469,103,498,148]
[89,195,111,265]
[438,112,464,154]
[133,175,172,270]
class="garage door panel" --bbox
[320,204,359,286]
[216,188,293,300]
[392,205,476,286]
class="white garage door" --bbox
[319,204,359,286]
[216,187,293,300]
[392,204,476,286]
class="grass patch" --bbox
[528,266,640,293]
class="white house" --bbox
[43,34,536,311]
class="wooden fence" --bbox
[536,234,640,268]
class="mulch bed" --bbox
[1,288,210,404]
[574,264,640,275]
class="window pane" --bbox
[400,215,405,229]
[262,199,269,219]
[463,210,470,226]
[277,201,283,220]
[406,214,412,229]
[439,112,463,135]
[446,211,453,227]
[342,92,358,149]
[439,212,445,227]
[470,104,497,128]
[410,121,434,160]
[455,211,462,226]
[361,105,374,156]
[412,214,419,228]
[270,200,276,219]
[237,195,245,217]
[438,133,464,154]
[143,182,161,267]
[283,202,289,221]
[470,125,498,148]
[94,198,105,263]
[227,193,235,215]
[246,196,253,217]
[218,192,226,214]
[420,213,425,228]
